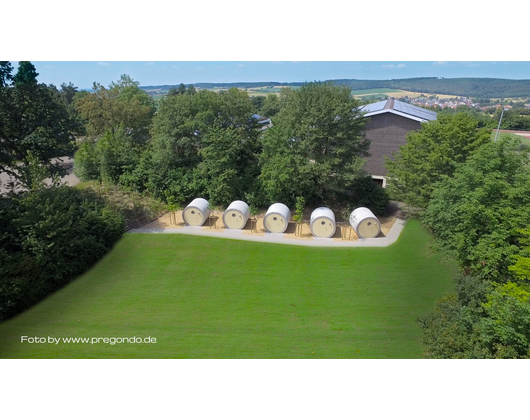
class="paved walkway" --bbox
[128,218,407,248]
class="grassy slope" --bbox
[0,220,456,359]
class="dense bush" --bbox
[0,186,124,321]
[348,175,390,216]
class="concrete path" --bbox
[128,218,406,248]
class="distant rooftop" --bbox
[361,99,437,122]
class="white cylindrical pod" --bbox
[310,207,336,238]
[222,200,250,230]
[182,198,211,226]
[349,207,381,239]
[263,203,291,233]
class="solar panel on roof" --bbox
[360,99,437,121]
[360,100,386,113]
[392,101,437,121]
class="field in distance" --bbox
[244,86,455,100]
[142,85,459,101]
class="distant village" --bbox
[402,95,530,111]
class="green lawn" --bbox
[0,220,456,359]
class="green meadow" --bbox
[0,220,456,359]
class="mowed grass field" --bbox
[0,220,456,359]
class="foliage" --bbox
[259,82,369,207]
[74,128,144,186]
[292,196,306,224]
[420,274,489,358]
[198,126,260,205]
[386,112,492,211]
[422,138,530,281]
[0,61,14,87]
[0,64,81,189]
[0,186,124,320]
[73,75,156,189]
[145,88,260,204]
[348,175,389,216]
[509,228,530,282]
[421,279,530,359]
[292,196,306,236]
[75,74,156,144]
[12,61,39,86]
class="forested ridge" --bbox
[142,77,530,99]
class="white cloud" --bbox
[381,63,406,69]
[433,61,447,66]
[97,62,110,66]
[145,62,155,66]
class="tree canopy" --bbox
[422,138,530,281]
[0,63,82,190]
[259,82,369,206]
[385,112,492,211]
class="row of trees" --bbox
[385,112,530,358]
[74,78,388,213]
[0,62,125,320]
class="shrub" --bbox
[0,186,124,320]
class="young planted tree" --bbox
[292,196,306,236]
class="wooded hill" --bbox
[142,77,530,99]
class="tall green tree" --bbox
[144,90,215,200]
[422,138,530,281]
[385,112,492,212]
[75,74,155,143]
[12,61,39,86]
[74,75,156,186]
[259,82,369,206]
[0,61,14,87]
[0,62,81,190]
[147,88,260,203]
[198,125,260,205]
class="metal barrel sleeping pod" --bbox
[222,200,250,230]
[349,207,381,239]
[310,207,336,238]
[263,203,291,233]
[182,198,211,226]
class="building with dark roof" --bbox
[360,99,437,186]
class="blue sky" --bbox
[10,61,530,90]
